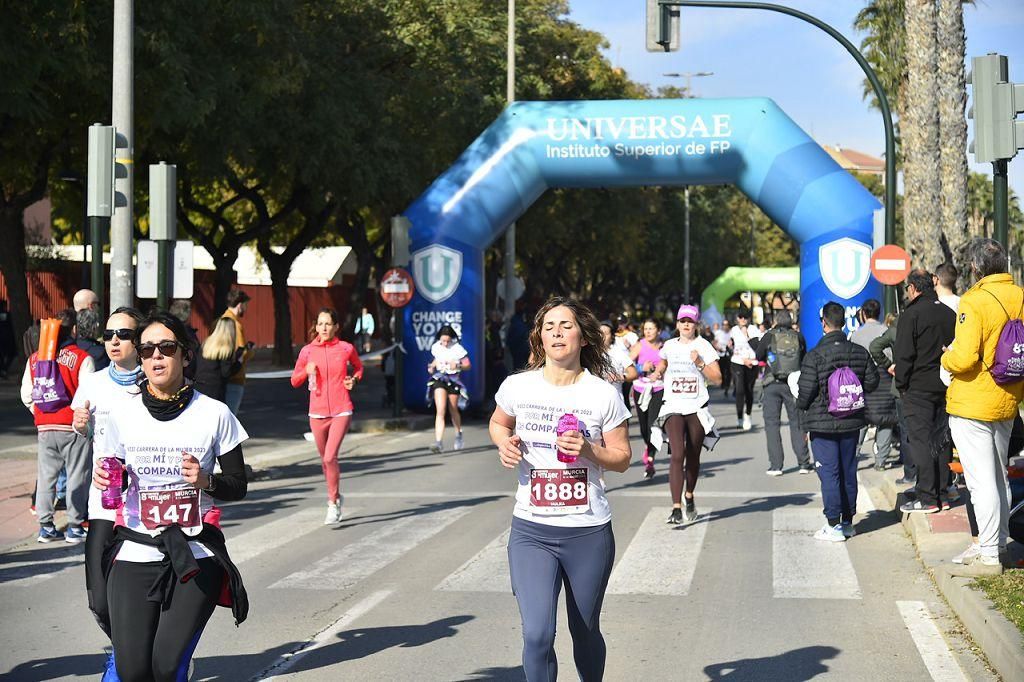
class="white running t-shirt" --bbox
[430,341,468,375]
[102,391,248,562]
[71,368,139,522]
[659,337,720,416]
[730,325,757,364]
[604,344,633,399]
[495,369,630,528]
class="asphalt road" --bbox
[0,395,995,681]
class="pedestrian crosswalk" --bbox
[772,508,861,600]
[606,507,709,595]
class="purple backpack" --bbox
[827,366,864,418]
[983,289,1024,385]
[30,359,71,413]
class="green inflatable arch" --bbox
[700,267,800,321]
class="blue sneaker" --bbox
[37,526,64,543]
[101,651,119,682]
[65,525,88,544]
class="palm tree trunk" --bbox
[902,0,943,269]
[936,0,970,290]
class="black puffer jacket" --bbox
[797,330,880,433]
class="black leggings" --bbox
[732,364,757,419]
[85,519,116,637]
[108,558,223,682]
[664,413,706,504]
[632,389,664,456]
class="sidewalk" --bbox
[861,465,1024,681]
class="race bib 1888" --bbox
[529,468,589,515]
[139,487,201,531]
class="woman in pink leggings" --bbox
[291,308,364,524]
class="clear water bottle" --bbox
[308,372,317,393]
[100,457,123,510]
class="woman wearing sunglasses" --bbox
[290,308,364,525]
[70,306,144,675]
[92,311,249,682]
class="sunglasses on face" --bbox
[138,340,182,359]
[103,328,134,342]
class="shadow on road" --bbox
[333,495,506,531]
[459,666,524,681]
[3,652,107,681]
[703,645,840,680]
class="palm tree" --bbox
[937,0,970,288]
[854,0,906,151]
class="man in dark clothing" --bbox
[894,269,956,514]
[75,308,109,370]
[756,310,811,475]
[870,322,916,484]
[797,301,879,542]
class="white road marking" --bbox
[269,507,470,591]
[773,508,861,600]
[227,507,358,565]
[436,529,510,593]
[0,548,83,587]
[896,601,969,682]
[613,490,820,499]
[607,507,709,595]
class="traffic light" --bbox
[87,124,115,218]
[646,0,680,53]
[967,53,1024,163]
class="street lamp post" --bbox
[663,71,713,302]
[504,0,517,326]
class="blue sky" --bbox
[566,0,1024,199]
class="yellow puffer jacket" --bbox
[941,273,1024,421]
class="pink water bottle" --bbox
[100,457,123,510]
[308,372,318,393]
[556,413,580,463]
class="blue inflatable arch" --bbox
[402,98,881,409]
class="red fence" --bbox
[0,263,371,348]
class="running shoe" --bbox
[814,523,846,543]
[644,463,655,480]
[430,441,443,454]
[324,502,342,525]
[683,500,698,523]
[960,552,1002,573]
[900,499,939,514]
[872,462,886,472]
[666,508,682,525]
[65,525,87,544]
[101,652,117,682]
[37,526,63,543]
[454,432,464,451]
[940,499,951,512]
[952,542,982,565]
[742,415,752,431]
[765,469,783,477]
[895,476,916,486]
[841,522,856,539]
[799,466,814,475]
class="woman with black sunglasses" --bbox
[70,307,144,677]
[92,311,249,681]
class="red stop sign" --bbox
[870,245,912,285]
[380,268,414,308]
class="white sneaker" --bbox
[952,542,981,565]
[742,415,752,431]
[841,522,856,539]
[814,523,846,543]
[324,502,342,525]
[430,441,443,454]
[766,469,783,477]
[454,432,464,451]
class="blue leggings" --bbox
[507,517,615,682]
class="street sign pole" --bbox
[149,162,177,310]
[391,216,411,418]
[994,158,1009,245]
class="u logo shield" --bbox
[413,245,463,304]
[818,238,870,299]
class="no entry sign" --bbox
[870,245,912,285]
[380,268,414,308]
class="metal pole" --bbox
[504,0,517,324]
[667,0,898,306]
[110,0,134,310]
[393,313,404,418]
[156,240,169,310]
[993,159,1009,246]
[683,186,691,301]
[89,217,108,321]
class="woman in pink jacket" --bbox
[291,308,364,524]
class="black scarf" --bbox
[140,379,194,421]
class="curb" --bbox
[868,469,1024,681]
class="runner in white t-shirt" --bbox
[600,320,638,404]
[653,304,723,523]
[729,308,759,431]
[92,312,249,681]
[427,325,471,453]
[70,306,144,677]
[491,297,631,682]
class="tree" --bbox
[854,0,907,151]
[902,0,943,268]
[936,0,969,286]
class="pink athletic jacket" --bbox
[291,338,365,417]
